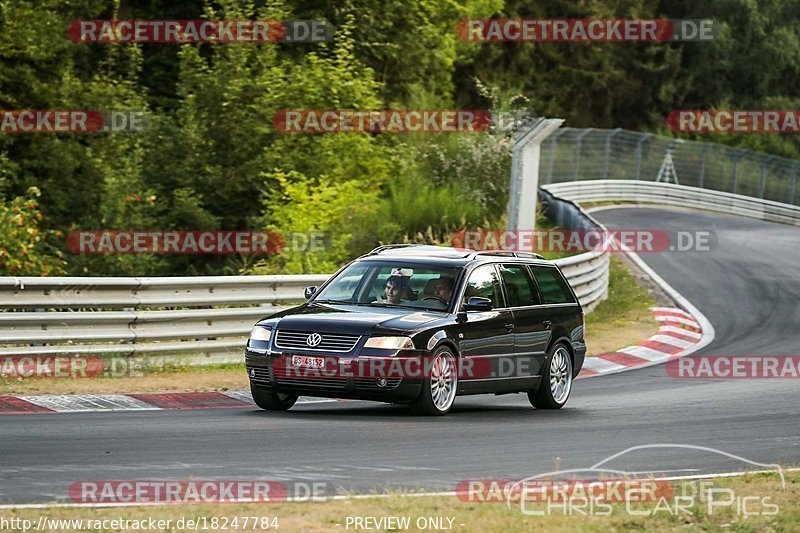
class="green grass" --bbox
[588,255,655,326]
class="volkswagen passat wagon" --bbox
[245,245,585,415]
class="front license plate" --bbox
[291,355,325,368]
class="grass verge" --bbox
[584,255,659,356]
[0,362,249,396]
[1,472,797,532]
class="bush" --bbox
[0,187,66,276]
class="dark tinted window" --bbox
[530,266,575,304]
[498,264,541,307]
[463,265,504,308]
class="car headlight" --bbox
[249,326,272,342]
[364,336,414,350]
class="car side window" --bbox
[463,265,504,308]
[498,264,541,307]
[529,266,575,304]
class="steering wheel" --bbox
[422,296,448,305]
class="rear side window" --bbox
[498,264,541,307]
[530,266,575,304]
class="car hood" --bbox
[259,303,445,335]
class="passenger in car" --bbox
[376,275,410,304]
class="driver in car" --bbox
[422,276,454,304]
[432,277,454,302]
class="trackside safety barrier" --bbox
[0,252,608,361]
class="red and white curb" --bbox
[578,307,706,378]
[0,391,337,415]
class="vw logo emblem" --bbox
[306,333,323,347]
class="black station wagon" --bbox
[245,245,585,415]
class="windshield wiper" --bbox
[313,299,353,305]
[367,302,419,309]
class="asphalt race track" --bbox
[2,207,799,505]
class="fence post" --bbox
[758,155,776,199]
[603,128,622,180]
[634,133,651,180]
[573,128,593,181]
[698,143,708,188]
[731,151,745,194]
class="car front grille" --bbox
[274,330,361,352]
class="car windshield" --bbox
[313,261,460,311]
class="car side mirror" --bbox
[304,286,318,300]
[463,296,492,312]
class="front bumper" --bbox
[245,348,425,402]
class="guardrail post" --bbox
[506,117,565,234]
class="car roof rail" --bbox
[470,250,545,260]
[367,244,419,255]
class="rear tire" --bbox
[410,346,458,416]
[251,385,298,411]
[529,343,573,409]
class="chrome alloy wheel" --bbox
[549,346,573,404]
[430,352,457,411]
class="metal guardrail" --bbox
[0,252,609,360]
[544,180,800,226]
[0,275,329,360]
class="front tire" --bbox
[529,343,573,409]
[410,347,458,416]
[251,385,298,411]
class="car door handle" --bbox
[505,323,515,332]
[542,320,552,329]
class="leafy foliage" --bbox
[0,187,65,275]
[1,0,799,275]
